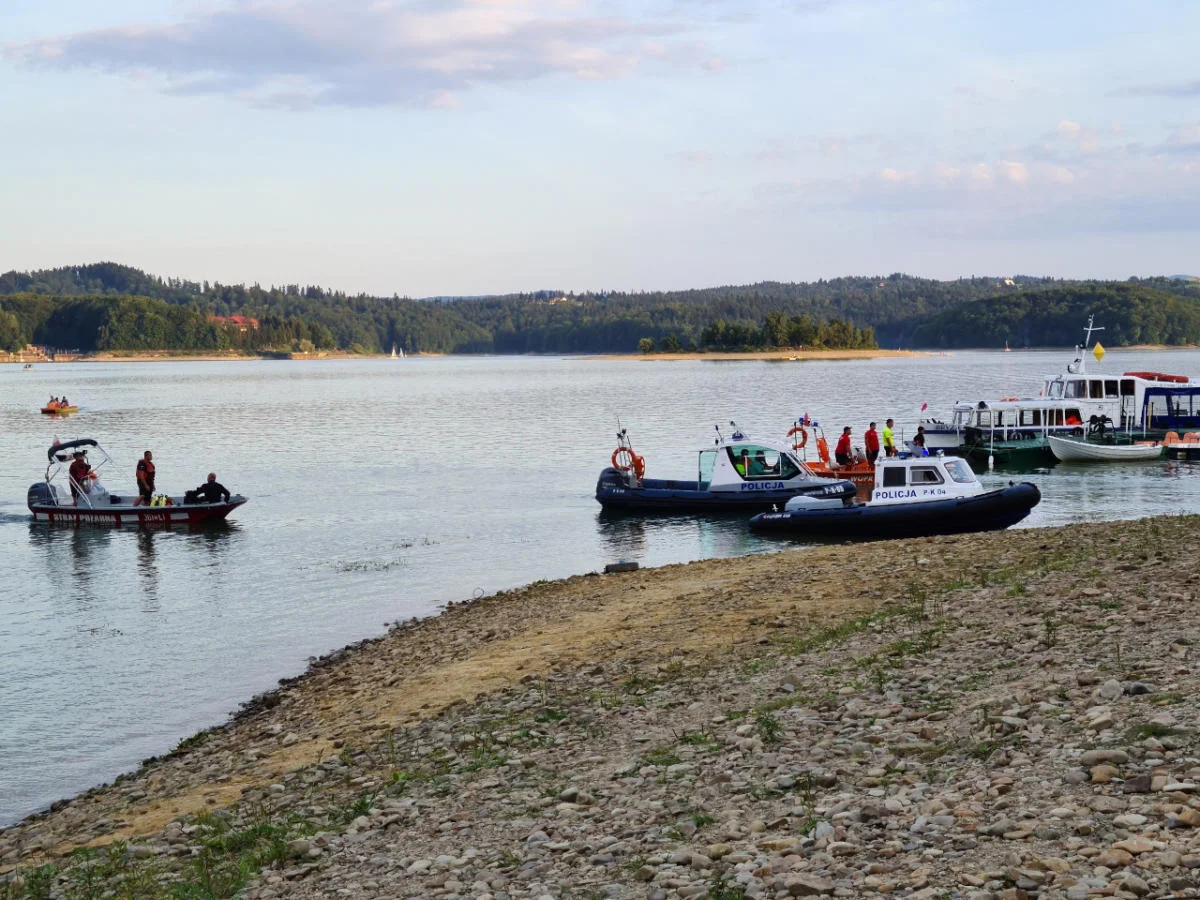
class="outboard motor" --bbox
[27,482,57,508]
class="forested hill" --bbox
[908,283,1200,349]
[1,263,1198,354]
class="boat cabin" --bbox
[698,431,819,493]
[870,455,983,506]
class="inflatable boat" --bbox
[748,454,1039,539]
[595,425,856,513]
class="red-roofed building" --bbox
[210,315,260,332]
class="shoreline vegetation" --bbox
[3,263,1200,360]
[5,515,1200,897]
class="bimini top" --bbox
[48,438,99,462]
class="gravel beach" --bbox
[4,515,1200,899]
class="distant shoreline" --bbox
[0,350,443,363]
[591,348,936,362]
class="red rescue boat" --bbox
[28,439,247,527]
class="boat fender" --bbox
[787,425,808,449]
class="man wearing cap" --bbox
[68,451,91,504]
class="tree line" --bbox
[0,263,1197,354]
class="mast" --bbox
[1068,315,1104,375]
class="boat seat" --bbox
[1186,433,1200,442]
[1164,431,1181,444]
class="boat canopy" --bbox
[48,438,99,462]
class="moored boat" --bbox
[1047,434,1163,462]
[595,425,856,513]
[28,439,247,527]
[920,317,1200,456]
[785,420,875,487]
[748,454,1040,539]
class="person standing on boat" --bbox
[883,419,897,457]
[134,450,155,506]
[835,427,853,466]
[913,426,929,456]
[68,451,91,504]
[864,423,881,464]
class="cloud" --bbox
[2,0,712,109]
[1111,79,1200,99]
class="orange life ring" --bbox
[816,436,830,464]
[787,425,808,450]
[612,447,646,479]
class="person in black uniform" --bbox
[189,472,231,504]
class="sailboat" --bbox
[391,343,399,359]
[1004,340,1011,352]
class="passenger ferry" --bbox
[920,319,1200,456]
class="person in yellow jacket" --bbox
[882,418,897,457]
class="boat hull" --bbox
[41,406,78,415]
[595,467,856,513]
[1165,444,1200,461]
[748,483,1041,539]
[1047,436,1163,462]
[29,497,247,527]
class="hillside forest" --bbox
[0,263,1197,355]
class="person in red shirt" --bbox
[834,426,853,466]
[864,422,881,464]
[68,451,91,504]
[134,450,156,506]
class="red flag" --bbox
[920,402,928,412]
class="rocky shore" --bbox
[5,516,1200,899]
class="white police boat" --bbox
[748,453,1039,539]
[27,438,247,527]
[595,424,856,513]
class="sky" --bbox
[2,0,1199,296]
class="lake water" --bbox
[2,350,1199,826]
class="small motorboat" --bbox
[786,421,875,487]
[748,454,1040,539]
[1048,435,1163,462]
[41,402,78,415]
[595,424,856,513]
[28,438,247,527]
[1047,418,1163,462]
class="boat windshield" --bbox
[1047,380,1064,399]
[726,444,799,480]
[943,458,976,484]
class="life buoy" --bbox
[612,447,646,479]
[817,436,830,464]
[787,425,808,450]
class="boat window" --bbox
[1120,379,1135,396]
[1019,409,1041,427]
[943,459,976,484]
[909,466,944,485]
[977,411,992,427]
[1089,380,1104,399]
[726,445,797,480]
[1065,380,1086,399]
[698,449,717,489]
[1065,409,1082,425]
[881,467,906,488]
[1104,380,1119,398]
[1047,381,1063,399]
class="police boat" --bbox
[595,424,857,513]
[27,438,248,527]
[748,452,1039,539]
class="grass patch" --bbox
[641,747,683,768]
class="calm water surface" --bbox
[2,350,1199,825]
